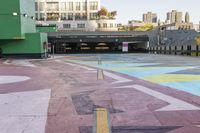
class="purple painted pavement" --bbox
[0,57,200,133]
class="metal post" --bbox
[52,45,55,59]
[98,57,102,65]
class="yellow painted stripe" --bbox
[96,108,110,133]
[143,74,200,83]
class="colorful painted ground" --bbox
[68,54,200,97]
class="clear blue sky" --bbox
[101,0,200,24]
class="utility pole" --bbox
[199,21,200,32]
[157,19,161,46]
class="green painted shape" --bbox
[36,26,57,33]
[0,33,47,54]
[0,0,36,39]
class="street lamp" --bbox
[30,16,35,20]
[12,12,18,16]
[23,13,28,17]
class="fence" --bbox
[149,45,200,57]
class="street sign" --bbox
[122,42,128,52]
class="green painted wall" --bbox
[20,0,36,34]
[0,1,21,39]
[0,33,47,54]
[36,26,57,33]
[0,0,36,39]
[0,0,48,58]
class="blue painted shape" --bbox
[117,67,190,77]
[160,81,200,96]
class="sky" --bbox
[101,0,200,24]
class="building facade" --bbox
[143,12,157,23]
[185,12,190,23]
[166,10,183,23]
[35,0,101,31]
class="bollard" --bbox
[97,69,104,80]
[98,57,102,65]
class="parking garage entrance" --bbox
[48,32,149,53]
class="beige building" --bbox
[143,12,157,23]
[161,22,194,30]
[35,0,101,31]
[166,10,183,23]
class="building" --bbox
[0,0,48,58]
[160,22,194,30]
[143,12,157,23]
[166,10,183,23]
[35,0,101,31]
[185,12,190,23]
[194,24,200,32]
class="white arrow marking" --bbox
[114,85,200,111]
[0,76,30,84]
[104,71,132,84]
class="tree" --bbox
[98,7,108,17]
[110,11,117,18]
[195,35,200,45]
[134,24,154,31]
[97,7,117,19]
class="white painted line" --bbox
[114,85,200,111]
[104,71,132,84]
[3,60,11,65]
[0,76,30,84]
[196,125,200,128]
[55,59,95,71]
[0,89,51,133]
[3,60,36,67]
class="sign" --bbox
[122,42,128,52]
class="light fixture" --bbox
[31,16,35,20]
[12,12,18,16]
[23,14,28,17]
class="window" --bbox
[75,2,81,11]
[110,23,113,28]
[46,2,59,11]
[39,2,45,11]
[68,13,73,20]
[75,13,81,20]
[89,13,97,20]
[60,2,66,11]
[82,13,87,20]
[90,2,98,10]
[61,13,67,20]
[103,23,107,28]
[35,2,38,11]
[67,2,73,11]
[39,13,45,21]
[47,13,59,21]
[77,24,85,28]
[98,23,101,28]
[82,2,87,11]
[63,24,71,28]
[35,13,38,20]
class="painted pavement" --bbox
[0,54,200,133]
